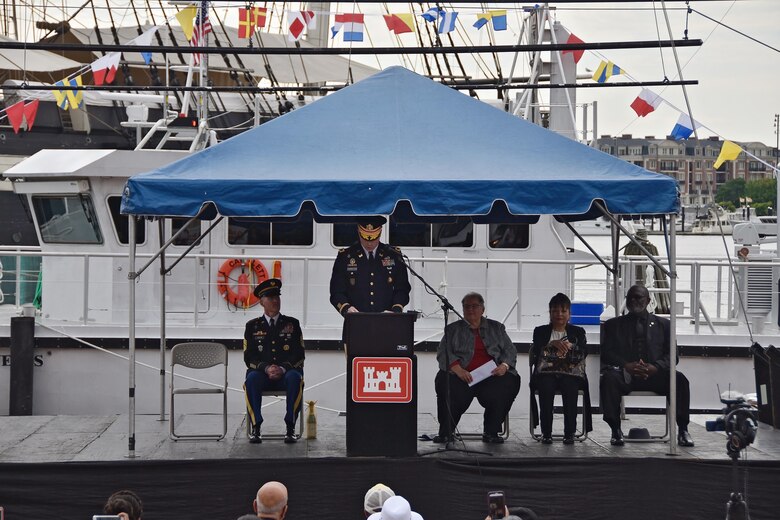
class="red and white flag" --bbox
[630,88,663,117]
[288,10,316,41]
[91,52,121,85]
[561,31,585,64]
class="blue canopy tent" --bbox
[122,66,678,220]
[120,66,682,457]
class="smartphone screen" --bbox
[487,490,506,519]
[92,516,122,520]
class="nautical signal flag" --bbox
[473,10,507,31]
[175,5,198,41]
[131,26,159,65]
[253,7,267,29]
[438,11,458,34]
[561,31,585,64]
[383,14,415,34]
[331,13,365,42]
[53,75,84,111]
[238,8,255,38]
[90,52,121,86]
[669,113,701,140]
[592,60,624,83]
[421,8,442,22]
[714,141,743,169]
[5,100,39,133]
[630,88,663,117]
[288,11,316,41]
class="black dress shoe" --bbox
[541,435,553,445]
[432,434,452,444]
[677,430,694,447]
[610,429,624,446]
[482,433,504,444]
[249,425,262,444]
[284,426,297,444]
[563,434,575,445]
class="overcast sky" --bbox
[346,0,780,147]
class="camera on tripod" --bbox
[706,390,758,460]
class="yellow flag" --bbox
[176,6,198,41]
[714,140,742,169]
[64,75,84,110]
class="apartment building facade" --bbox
[595,135,777,206]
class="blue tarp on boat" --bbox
[121,66,679,219]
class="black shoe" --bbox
[610,429,624,446]
[432,434,452,444]
[482,433,504,444]
[249,425,262,444]
[563,434,575,445]
[677,430,694,447]
[541,435,553,445]
[284,426,297,444]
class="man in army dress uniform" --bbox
[244,278,305,444]
[329,216,411,316]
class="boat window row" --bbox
[33,194,529,250]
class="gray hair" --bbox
[461,292,485,305]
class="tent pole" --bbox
[159,219,167,421]
[611,215,620,317]
[668,213,678,456]
[128,216,137,458]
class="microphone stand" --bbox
[397,254,490,457]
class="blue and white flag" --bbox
[421,7,441,22]
[438,11,458,33]
[670,113,701,140]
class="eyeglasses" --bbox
[463,303,483,310]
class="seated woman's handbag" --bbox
[535,338,586,378]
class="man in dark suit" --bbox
[244,279,305,444]
[600,284,694,447]
[329,216,411,316]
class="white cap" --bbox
[364,484,395,515]
[370,496,423,520]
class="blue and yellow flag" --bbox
[53,80,69,110]
[592,60,624,83]
[66,75,84,110]
[473,10,507,31]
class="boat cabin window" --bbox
[32,195,103,244]
[107,196,146,245]
[388,217,473,248]
[488,223,530,249]
[227,211,314,246]
[333,222,358,247]
[171,218,202,246]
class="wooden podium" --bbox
[344,312,417,457]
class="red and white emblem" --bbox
[352,357,412,403]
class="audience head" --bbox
[367,495,423,520]
[103,490,143,520]
[625,284,650,315]
[461,292,486,327]
[364,483,395,517]
[253,481,289,520]
[548,292,571,329]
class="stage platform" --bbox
[1,411,779,520]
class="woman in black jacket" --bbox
[530,293,591,444]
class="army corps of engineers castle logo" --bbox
[352,357,413,403]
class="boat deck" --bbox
[1,411,779,520]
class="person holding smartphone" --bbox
[530,293,592,445]
[101,490,143,520]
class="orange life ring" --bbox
[216,258,269,309]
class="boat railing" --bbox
[1,249,776,338]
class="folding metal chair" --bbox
[620,390,671,442]
[245,386,305,440]
[169,342,228,441]
[529,389,588,441]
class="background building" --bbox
[595,135,777,206]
